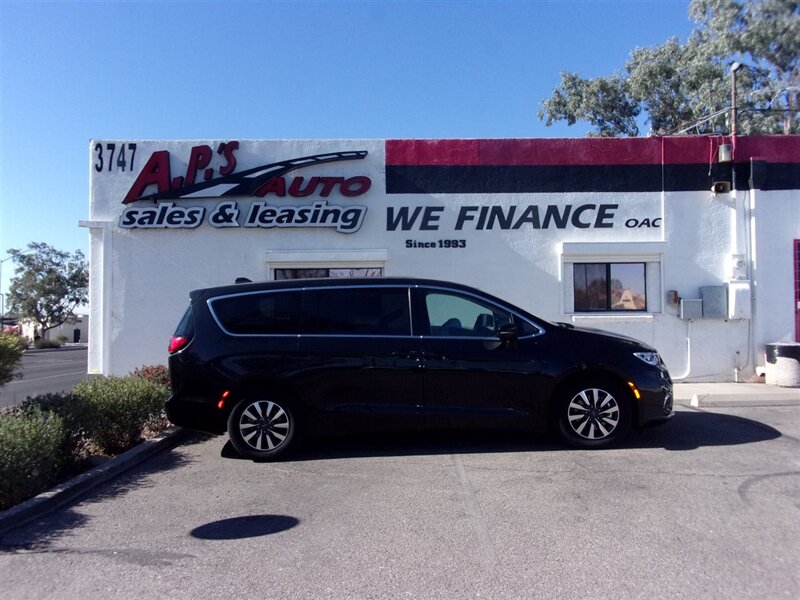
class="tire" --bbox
[227,398,296,461]
[556,379,632,449]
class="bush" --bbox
[56,335,69,345]
[131,364,171,389]
[0,408,67,510]
[74,376,168,454]
[20,392,89,455]
[0,332,25,387]
[34,338,61,349]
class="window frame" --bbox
[560,242,665,318]
[265,250,388,281]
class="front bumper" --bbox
[635,367,674,427]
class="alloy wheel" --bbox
[566,388,620,440]
[238,400,291,451]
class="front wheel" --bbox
[227,398,296,461]
[556,380,632,448]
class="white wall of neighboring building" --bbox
[84,137,800,381]
[754,188,800,345]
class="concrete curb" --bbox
[0,426,189,536]
[22,345,88,355]
[672,382,800,409]
[676,395,800,408]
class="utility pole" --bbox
[731,62,743,137]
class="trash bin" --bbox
[765,343,800,387]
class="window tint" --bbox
[303,287,410,335]
[574,263,646,312]
[173,306,195,337]
[212,291,303,334]
[424,292,514,337]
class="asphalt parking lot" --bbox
[1,404,799,600]
[0,346,88,409]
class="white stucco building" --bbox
[19,314,88,344]
[83,136,800,381]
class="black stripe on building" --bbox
[385,163,800,194]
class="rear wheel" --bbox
[556,379,632,448]
[227,398,296,461]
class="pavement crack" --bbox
[451,454,498,567]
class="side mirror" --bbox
[497,323,518,343]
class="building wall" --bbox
[20,314,88,344]
[85,136,800,380]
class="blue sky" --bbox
[0,0,694,294]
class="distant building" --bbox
[20,314,88,344]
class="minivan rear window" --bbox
[303,287,411,336]
[211,290,303,335]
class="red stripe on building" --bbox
[386,136,800,167]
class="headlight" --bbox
[634,352,660,366]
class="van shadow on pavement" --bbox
[219,409,783,462]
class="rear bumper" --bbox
[166,395,227,434]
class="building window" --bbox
[573,263,647,312]
[274,267,383,280]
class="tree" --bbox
[6,243,88,342]
[539,0,800,136]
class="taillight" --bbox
[168,336,190,354]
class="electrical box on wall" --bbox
[680,299,703,320]
[701,285,728,318]
[727,281,752,319]
[730,254,747,280]
[666,290,679,306]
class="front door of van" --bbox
[296,286,424,432]
[413,288,549,429]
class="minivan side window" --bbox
[211,290,304,335]
[302,287,411,336]
[423,291,514,337]
[173,306,195,338]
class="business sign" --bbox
[381,139,666,246]
[106,141,372,233]
[94,139,668,242]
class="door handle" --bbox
[392,351,423,359]
[391,351,447,360]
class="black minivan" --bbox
[166,277,673,460]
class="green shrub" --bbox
[56,335,69,345]
[131,364,171,389]
[0,332,25,387]
[34,338,61,349]
[20,392,89,454]
[0,408,67,511]
[74,376,168,454]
